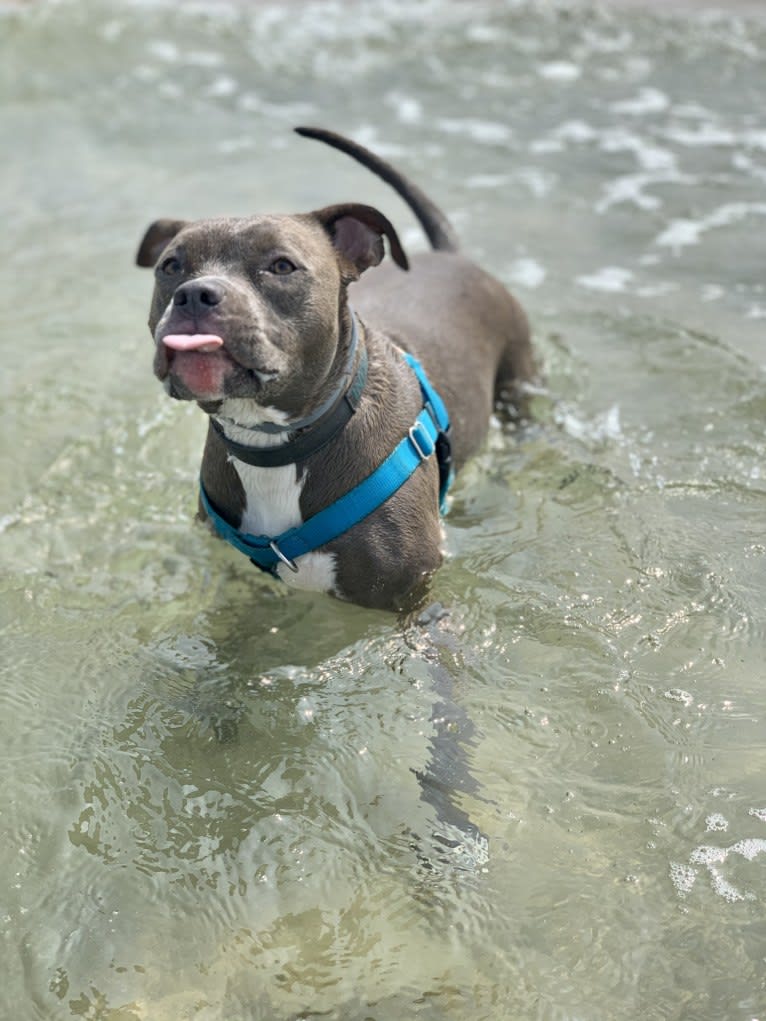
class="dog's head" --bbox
[136,205,407,420]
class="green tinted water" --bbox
[2,1,765,1018]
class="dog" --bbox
[136,127,535,611]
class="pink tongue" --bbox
[163,334,224,352]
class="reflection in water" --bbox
[2,0,766,1018]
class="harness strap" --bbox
[403,352,453,508]
[199,352,452,574]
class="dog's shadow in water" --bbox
[152,573,490,871]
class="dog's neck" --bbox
[207,311,367,469]
[215,310,361,441]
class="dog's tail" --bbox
[295,126,460,254]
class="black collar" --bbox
[210,314,368,468]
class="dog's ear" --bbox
[313,203,409,275]
[135,218,189,268]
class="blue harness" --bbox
[199,352,453,575]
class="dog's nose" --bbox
[173,278,226,314]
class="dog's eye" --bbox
[268,258,296,276]
[160,255,182,276]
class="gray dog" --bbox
[136,128,535,611]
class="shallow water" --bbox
[2,0,766,1018]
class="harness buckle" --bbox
[408,421,435,462]
[269,540,299,573]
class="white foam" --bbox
[669,862,697,895]
[507,258,547,289]
[0,513,20,535]
[537,61,581,82]
[745,129,766,151]
[671,102,715,120]
[689,844,727,866]
[709,867,749,903]
[664,124,736,147]
[435,117,511,145]
[599,128,678,171]
[655,202,766,253]
[205,75,238,98]
[610,88,670,116]
[655,219,703,252]
[467,23,501,43]
[576,266,633,292]
[552,120,598,143]
[532,118,597,154]
[664,688,694,707]
[466,173,509,189]
[558,405,622,444]
[684,838,766,903]
[597,174,663,212]
[296,696,316,724]
[732,838,766,861]
[147,39,180,62]
[384,92,422,125]
[732,153,766,182]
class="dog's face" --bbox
[136,206,407,421]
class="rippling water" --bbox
[2,1,765,1018]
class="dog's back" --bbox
[297,127,536,466]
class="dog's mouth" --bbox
[155,332,277,400]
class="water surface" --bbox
[2,1,765,1018]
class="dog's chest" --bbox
[231,460,338,594]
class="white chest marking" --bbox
[228,456,339,596]
[214,403,339,594]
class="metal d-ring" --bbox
[269,540,299,573]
